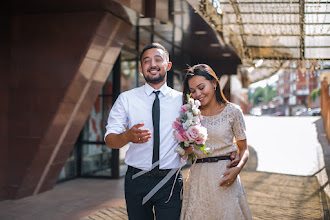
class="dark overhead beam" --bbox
[242,66,329,70]
[241,33,330,37]
[139,26,181,50]
[299,0,305,60]
[224,12,329,15]
[250,57,330,61]
[228,0,247,58]
[247,45,330,49]
[220,1,328,4]
[226,22,330,25]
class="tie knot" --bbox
[153,91,160,97]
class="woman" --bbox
[180,64,252,220]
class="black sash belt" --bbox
[127,165,171,177]
[196,155,232,163]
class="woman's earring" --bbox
[214,87,216,90]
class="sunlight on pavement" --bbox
[245,116,324,176]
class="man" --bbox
[105,43,184,220]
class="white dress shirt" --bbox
[105,83,185,170]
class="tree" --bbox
[249,84,276,106]
[264,84,276,103]
[252,87,265,105]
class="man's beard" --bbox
[144,72,166,84]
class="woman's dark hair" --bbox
[182,64,228,104]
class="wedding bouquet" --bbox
[173,94,209,161]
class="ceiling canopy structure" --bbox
[191,0,330,83]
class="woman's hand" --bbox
[184,145,194,156]
[221,140,249,187]
[227,151,240,168]
[219,166,240,187]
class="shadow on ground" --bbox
[242,145,258,172]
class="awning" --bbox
[194,0,330,83]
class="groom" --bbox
[105,43,239,219]
[105,43,184,219]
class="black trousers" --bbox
[125,167,183,220]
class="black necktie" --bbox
[152,91,160,169]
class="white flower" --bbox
[183,119,193,130]
[192,106,200,115]
[174,146,186,156]
[188,98,194,105]
[192,116,200,124]
[194,100,201,107]
[186,112,194,120]
[198,126,208,140]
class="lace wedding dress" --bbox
[180,103,252,220]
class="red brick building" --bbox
[277,62,321,115]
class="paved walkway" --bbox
[79,171,324,220]
[0,116,329,219]
[0,169,323,220]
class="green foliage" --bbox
[253,87,264,105]
[311,87,321,101]
[249,84,276,105]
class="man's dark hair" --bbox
[139,43,169,63]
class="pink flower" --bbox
[177,125,185,133]
[179,104,190,113]
[172,118,181,129]
[186,125,207,143]
[186,125,200,141]
[195,137,204,145]
[173,129,187,142]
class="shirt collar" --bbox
[144,83,169,97]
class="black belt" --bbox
[196,155,232,163]
[127,165,172,177]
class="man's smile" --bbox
[148,67,160,73]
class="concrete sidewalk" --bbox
[80,171,325,220]
[0,168,326,220]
